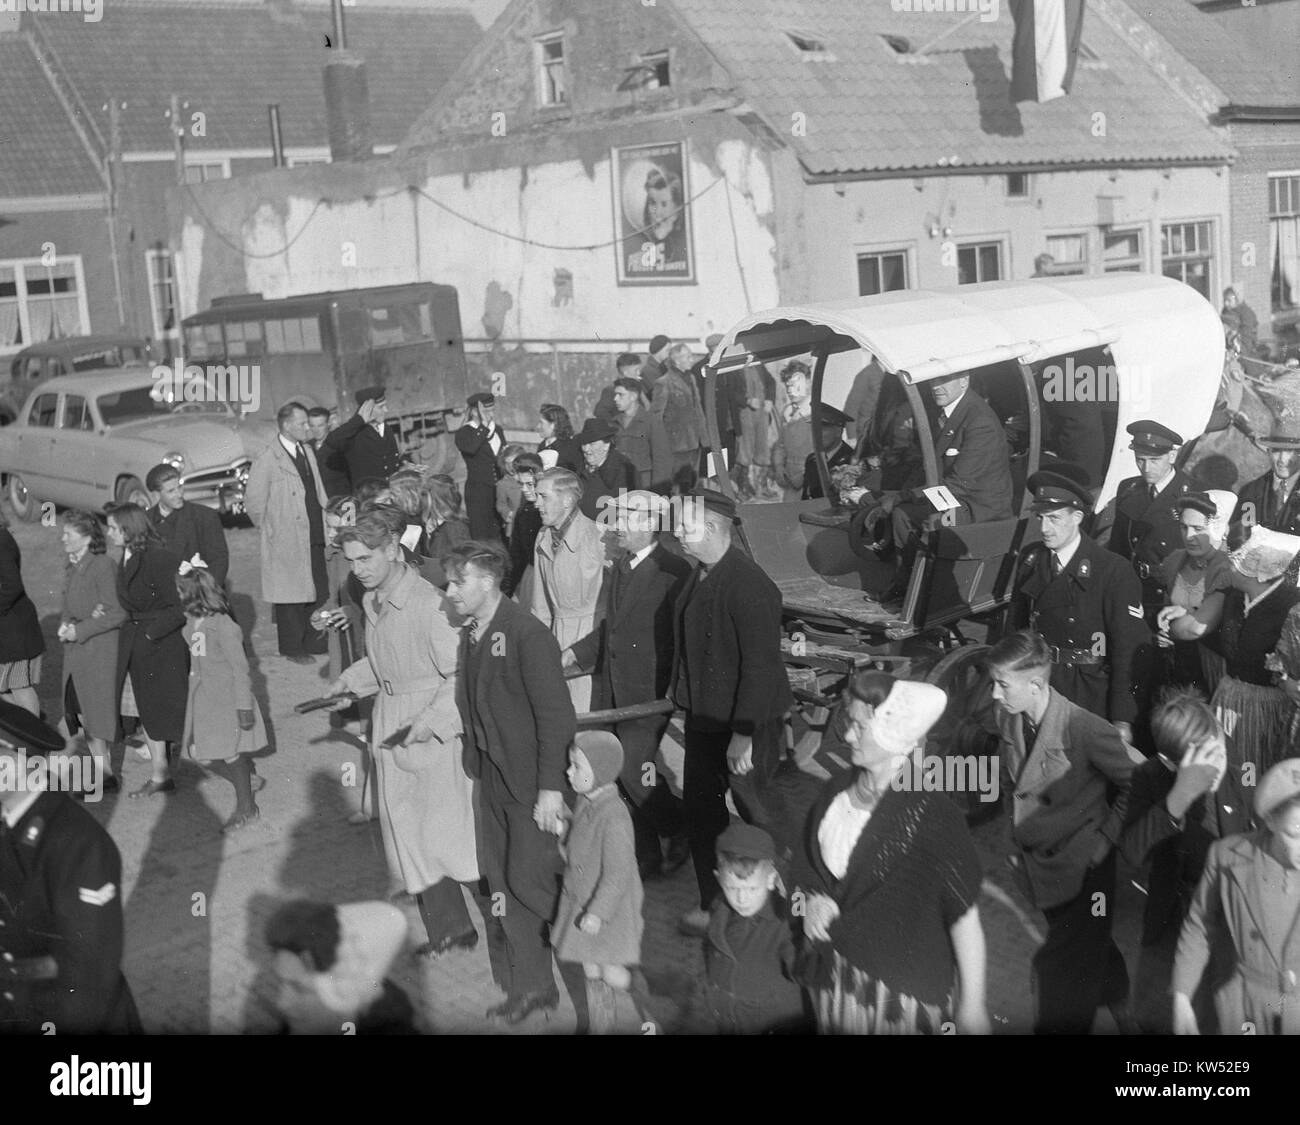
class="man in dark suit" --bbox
[321,386,404,490]
[866,372,1014,601]
[0,701,141,1034]
[1120,689,1242,1032]
[566,491,691,878]
[801,404,856,501]
[640,334,672,400]
[454,392,507,541]
[672,489,793,936]
[145,462,230,587]
[1107,421,1200,620]
[1230,426,1300,548]
[1010,467,1150,740]
[445,541,576,1026]
[987,630,1135,1034]
[576,417,638,520]
[307,407,352,499]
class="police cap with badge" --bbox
[1027,463,1093,513]
[0,700,65,756]
[1127,420,1183,457]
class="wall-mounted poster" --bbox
[612,140,696,286]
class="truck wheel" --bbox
[7,473,41,522]
[926,643,1001,826]
[115,476,151,510]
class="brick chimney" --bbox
[323,0,372,163]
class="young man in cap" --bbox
[640,335,672,399]
[770,360,815,499]
[146,462,230,587]
[444,542,575,1025]
[800,404,855,501]
[1230,424,1300,546]
[0,700,140,1033]
[612,376,673,493]
[454,391,507,541]
[565,490,691,879]
[592,353,644,426]
[576,417,638,521]
[1010,466,1150,739]
[321,386,404,489]
[672,489,793,935]
[986,631,1135,1034]
[306,406,351,498]
[1107,420,1201,621]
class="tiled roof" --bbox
[1127,0,1300,106]
[30,0,482,152]
[0,37,103,197]
[666,0,1233,175]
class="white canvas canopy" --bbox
[709,274,1224,508]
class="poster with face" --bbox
[612,140,695,286]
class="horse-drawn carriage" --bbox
[694,274,1229,778]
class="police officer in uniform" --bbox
[801,404,856,501]
[1011,467,1150,743]
[321,385,405,489]
[0,701,139,1034]
[1107,421,1200,623]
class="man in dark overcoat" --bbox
[146,462,230,586]
[445,541,575,1026]
[1010,468,1150,744]
[566,490,691,878]
[671,490,792,936]
[454,392,507,541]
[321,386,404,490]
[0,702,140,1034]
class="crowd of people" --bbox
[5,332,1300,1039]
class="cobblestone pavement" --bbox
[13,516,1146,1035]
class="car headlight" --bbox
[162,451,186,472]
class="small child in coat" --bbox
[552,730,645,1034]
[697,823,810,1034]
[178,561,268,833]
[495,444,526,540]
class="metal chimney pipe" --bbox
[268,104,285,167]
[331,0,347,50]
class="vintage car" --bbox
[0,370,276,520]
[1,334,152,426]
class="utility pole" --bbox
[170,93,186,185]
[104,97,127,330]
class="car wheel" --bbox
[7,472,41,522]
[116,476,151,510]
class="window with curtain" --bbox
[0,265,19,349]
[0,257,88,350]
[1270,174,1299,313]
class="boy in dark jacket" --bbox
[696,824,810,1034]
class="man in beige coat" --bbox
[245,401,329,662]
[531,468,606,713]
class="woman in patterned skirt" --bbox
[796,672,989,1034]
[0,506,46,717]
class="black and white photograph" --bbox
[0,0,1297,1097]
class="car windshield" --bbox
[96,385,230,425]
[70,345,147,371]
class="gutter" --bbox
[802,155,1234,184]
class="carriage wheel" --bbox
[925,643,1002,825]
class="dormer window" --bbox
[642,50,670,89]
[536,32,568,107]
[785,29,834,60]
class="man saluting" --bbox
[1011,467,1150,745]
[0,701,139,1033]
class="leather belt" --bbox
[1046,645,1103,667]
[1134,561,1166,585]
[0,955,58,982]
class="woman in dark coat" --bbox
[0,507,46,717]
[536,404,582,473]
[58,510,124,792]
[796,672,989,1035]
[504,452,544,602]
[106,503,187,798]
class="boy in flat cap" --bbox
[321,386,405,490]
[0,701,140,1034]
[1108,420,1201,622]
[1010,466,1150,739]
[693,823,808,1034]
[455,392,507,541]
